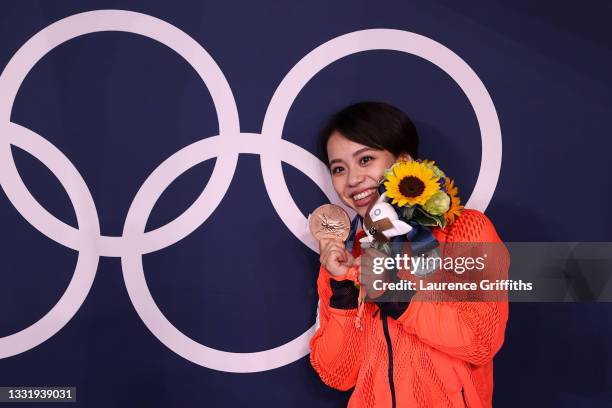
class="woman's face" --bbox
[326,131,409,218]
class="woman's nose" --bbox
[348,169,366,187]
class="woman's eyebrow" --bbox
[329,147,375,166]
[353,147,375,156]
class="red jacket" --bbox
[310,209,509,408]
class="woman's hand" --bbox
[319,238,356,277]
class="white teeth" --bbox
[353,189,374,201]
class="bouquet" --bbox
[361,159,464,257]
[382,159,463,229]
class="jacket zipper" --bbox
[381,311,396,408]
[461,387,468,407]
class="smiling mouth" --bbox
[351,188,377,206]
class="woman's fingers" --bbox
[318,238,336,253]
[329,248,348,266]
[320,239,345,254]
[320,240,347,262]
[321,246,354,277]
[318,238,360,276]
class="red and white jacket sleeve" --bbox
[309,265,366,391]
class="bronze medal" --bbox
[308,204,351,241]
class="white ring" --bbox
[262,28,502,218]
[0,122,100,358]
[122,133,325,372]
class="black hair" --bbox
[317,101,419,166]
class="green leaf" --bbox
[413,207,446,229]
[437,215,447,230]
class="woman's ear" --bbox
[398,153,413,162]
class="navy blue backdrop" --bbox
[1,1,611,407]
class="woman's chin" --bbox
[343,204,365,219]
[352,208,367,219]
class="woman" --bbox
[310,102,509,408]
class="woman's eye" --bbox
[360,156,374,165]
[331,166,344,174]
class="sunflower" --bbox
[384,160,440,207]
[444,178,464,225]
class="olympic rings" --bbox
[0,10,501,372]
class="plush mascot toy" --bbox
[359,192,412,245]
